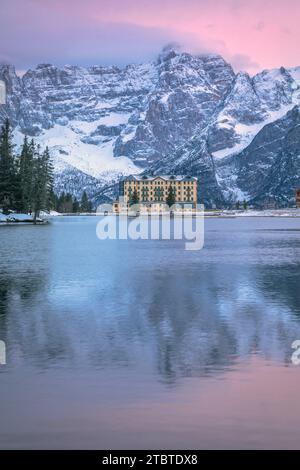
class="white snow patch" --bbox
[160,93,171,105]
[40,210,61,217]
[94,98,119,110]
[97,112,131,126]
[70,120,104,134]
[235,209,300,217]
[69,112,130,135]
[213,101,300,160]
[121,127,137,143]
[37,124,141,179]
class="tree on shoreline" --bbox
[0,119,17,214]
[19,136,33,213]
[0,120,94,217]
[81,191,92,212]
[0,120,54,220]
[54,191,93,213]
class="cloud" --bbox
[230,54,260,73]
[0,0,299,73]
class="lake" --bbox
[0,216,300,449]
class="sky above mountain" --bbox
[0,0,299,74]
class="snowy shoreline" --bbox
[0,213,48,225]
[1,209,300,225]
[213,209,300,218]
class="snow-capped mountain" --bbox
[0,45,300,207]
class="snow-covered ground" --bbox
[40,210,61,217]
[201,209,300,218]
[223,209,300,217]
[0,213,44,223]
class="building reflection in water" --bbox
[1,218,300,383]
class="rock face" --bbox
[114,48,235,166]
[0,46,300,207]
[217,106,300,207]
[150,62,300,207]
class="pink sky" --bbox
[0,0,299,73]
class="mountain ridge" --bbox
[1,46,300,207]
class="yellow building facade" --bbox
[119,175,198,208]
[296,188,300,208]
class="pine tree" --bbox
[0,123,55,218]
[81,191,91,212]
[42,146,54,211]
[64,193,73,213]
[130,189,139,205]
[19,136,34,213]
[31,145,54,222]
[166,185,175,207]
[58,192,65,213]
[31,145,44,222]
[0,119,16,213]
[72,197,80,213]
[48,189,58,212]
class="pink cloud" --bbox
[0,0,299,73]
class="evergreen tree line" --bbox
[0,119,54,220]
[52,191,93,213]
[0,120,93,218]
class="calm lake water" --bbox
[0,216,300,449]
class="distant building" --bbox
[296,188,300,208]
[261,197,277,210]
[118,175,198,211]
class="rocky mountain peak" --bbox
[157,43,182,63]
[0,50,299,207]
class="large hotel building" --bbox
[296,188,300,208]
[117,175,198,210]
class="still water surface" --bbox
[0,216,300,449]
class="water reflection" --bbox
[0,218,300,382]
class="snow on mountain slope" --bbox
[114,48,235,165]
[1,48,300,206]
[216,105,300,206]
[209,67,300,159]
[35,123,140,178]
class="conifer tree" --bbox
[0,119,16,213]
[0,122,54,218]
[42,146,54,211]
[49,189,58,212]
[31,145,44,222]
[166,185,176,207]
[72,197,80,213]
[19,135,34,213]
[31,145,54,222]
[130,188,139,205]
[81,191,92,212]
